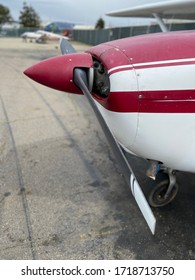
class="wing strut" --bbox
[153,13,169,32]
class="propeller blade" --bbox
[74,68,156,234]
[60,37,76,55]
[74,68,131,180]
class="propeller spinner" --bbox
[24,52,93,94]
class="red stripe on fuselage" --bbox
[93,90,195,113]
[94,91,139,113]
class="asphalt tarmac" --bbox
[0,38,194,260]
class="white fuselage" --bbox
[95,59,195,173]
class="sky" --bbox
[0,0,163,27]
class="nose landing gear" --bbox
[147,162,179,207]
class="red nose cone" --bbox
[24,53,93,94]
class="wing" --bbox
[106,0,195,20]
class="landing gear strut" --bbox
[147,162,179,207]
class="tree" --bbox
[19,2,41,28]
[0,4,13,26]
[95,17,105,29]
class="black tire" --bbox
[148,173,178,207]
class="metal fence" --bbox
[72,22,195,45]
[1,22,195,45]
[0,27,38,37]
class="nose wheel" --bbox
[148,169,179,208]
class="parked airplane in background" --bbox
[21,31,44,42]
[107,0,195,32]
[21,30,69,43]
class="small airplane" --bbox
[21,31,44,42]
[23,2,195,234]
[21,30,69,43]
